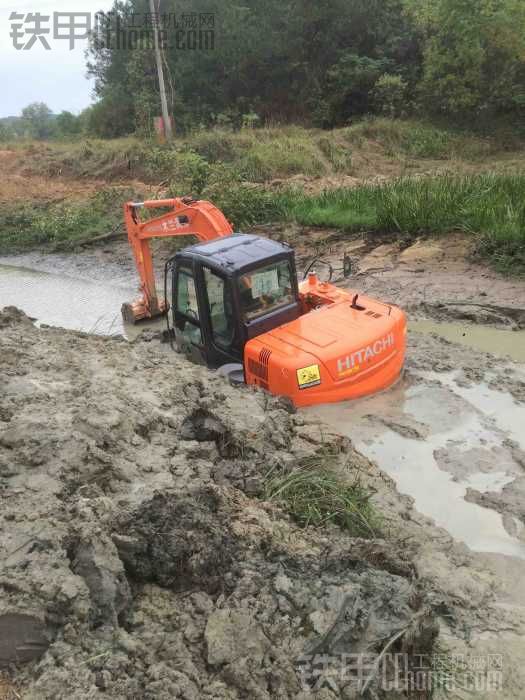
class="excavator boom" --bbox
[122,197,233,322]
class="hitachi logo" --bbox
[337,333,395,374]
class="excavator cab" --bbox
[168,234,301,369]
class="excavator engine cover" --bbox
[245,278,406,407]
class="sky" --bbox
[0,0,114,117]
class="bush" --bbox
[200,164,287,228]
[372,74,407,118]
[145,147,211,194]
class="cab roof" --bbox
[177,233,292,275]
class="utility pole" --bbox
[149,0,173,141]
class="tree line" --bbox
[3,0,525,140]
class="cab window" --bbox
[176,268,200,321]
[240,260,294,320]
[175,267,202,346]
[203,267,234,348]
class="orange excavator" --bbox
[122,197,406,407]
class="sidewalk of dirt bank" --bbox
[1,307,525,699]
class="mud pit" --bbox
[2,232,525,698]
[0,307,442,699]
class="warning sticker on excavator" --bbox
[296,364,321,389]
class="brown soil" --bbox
[1,304,525,698]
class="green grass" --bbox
[14,117,513,187]
[2,122,524,269]
[280,173,525,271]
[341,117,499,160]
[264,462,379,537]
[0,188,133,253]
[2,167,523,273]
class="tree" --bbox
[85,89,135,138]
[21,102,54,139]
[404,0,525,117]
[55,111,82,137]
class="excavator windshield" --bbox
[239,260,295,320]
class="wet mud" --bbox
[2,232,525,698]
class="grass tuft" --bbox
[264,459,379,538]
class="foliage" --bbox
[372,74,408,118]
[145,147,211,194]
[4,0,524,139]
[0,188,129,253]
[84,0,424,133]
[404,0,525,118]
[84,90,135,138]
[200,165,287,228]
[54,111,82,138]
[326,53,392,123]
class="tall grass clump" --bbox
[281,186,377,231]
[316,136,353,172]
[238,135,326,181]
[265,464,379,537]
[341,117,496,160]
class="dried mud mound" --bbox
[0,308,436,699]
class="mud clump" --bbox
[0,308,441,698]
[113,488,239,594]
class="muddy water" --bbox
[0,262,164,339]
[411,319,525,363]
[306,371,525,559]
[3,259,525,560]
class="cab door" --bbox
[172,263,206,365]
[201,266,242,367]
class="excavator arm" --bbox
[122,196,233,323]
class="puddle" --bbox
[306,372,525,559]
[411,319,525,363]
[0,263,164,339]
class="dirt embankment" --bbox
[2,307,525,698]
[0,307,437,699]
